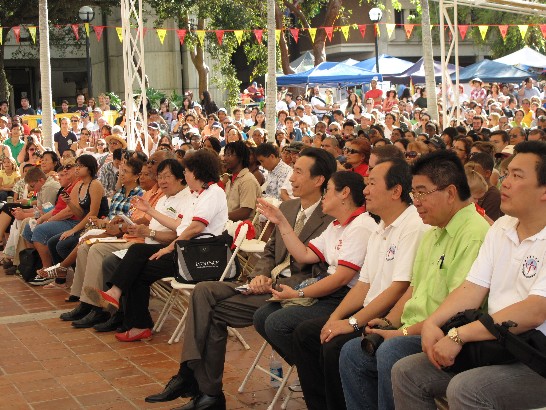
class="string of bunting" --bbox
[1,22,545,46]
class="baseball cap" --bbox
[0,116,8,123]
[211,121,222,129]
[495,145,515,158]
[218,108,227,114]
[285,142,305,153]
[148,122,160,130]
[425,135,446,150]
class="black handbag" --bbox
[18,248,43,282]
[173,231,240,284]
[440,309,546,377]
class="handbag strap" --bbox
[478,313,503,340]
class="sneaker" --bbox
[29,275,54,286]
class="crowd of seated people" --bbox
[0,78,545,410]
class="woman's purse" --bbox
[174,232,240,284]
[440,309,546,377]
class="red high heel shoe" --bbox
[115,328,153,342]
[84,286,120,312]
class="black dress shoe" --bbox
[172,392,226,410]
[60,303,92,321]
[93,311,124,332]
[72,310,110,328]
[145,375,199,403]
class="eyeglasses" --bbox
[146,159,158,166]
[343,148,360,155]
[410,185,449,202]
[97,142,105,146]
[157,173,175,180]
[182,127,190,132]
[405,151,420,159]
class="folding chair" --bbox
[153,224,251,347]
[238,340,295,410]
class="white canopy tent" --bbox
[494,46,546,70]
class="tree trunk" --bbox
[0,28,10,103]
[421,0,439,121]
[266,0,277,141]
[275,3,294,75]
[39,0,53,147]
[188,18,209,94]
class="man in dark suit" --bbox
[145,148,337,410]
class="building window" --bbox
[395,9,404,26]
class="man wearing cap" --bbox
[210,121,223,142]
[470,78,486,105]
[147,122,161,153]
[217,108,228,124]
[365,78,383,106]
[425,135,446,152]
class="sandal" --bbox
[43,281,68,289]
[37,264,68,279]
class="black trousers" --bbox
[109,243,177,329]
[292,315,361,410]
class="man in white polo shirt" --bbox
[392,140,546,410]
[292,157,428,410]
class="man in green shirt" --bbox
[339,150,490,410]
[5,125,25,164]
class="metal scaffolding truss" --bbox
[121,0,148,151]
[435,0,545,126]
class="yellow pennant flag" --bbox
[518,25,528,39]
[0,28,2,45]
[28,26,37,43]
[340,25,350,41]
[478,25,488,41]
[308,27,317,43]
[234,30,244,45]
[196,30,205,46]
[386,23,396,39]
[430,24,434,33]
[84,23,90,37]
[116,27,123,42]
[376,24,380,38]
[156,29,167,44]
[275,29,281,43]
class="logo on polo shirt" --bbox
[522,255,540,278]
[386,244,397,261]
[335,239,343,251]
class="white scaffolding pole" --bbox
[121,0,148,152]
[439,0,460,127]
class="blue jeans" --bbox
[22,219,79,244]
[47,231,81,284]
[339,335,422,410]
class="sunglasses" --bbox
[405,151,420,159]
[71,120,79,123]
[343,148,360,154]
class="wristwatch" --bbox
[447,327,465,345]
[149,229,156,239]
[297,289,305,298]
[348,316,360,332]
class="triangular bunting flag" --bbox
[386,23,396,39]
[234,30,244,45]
[308,27,317,43]
[540,24,546,39]
[72,24,79,41]
[254,29,263,44]
[196,30,205,46]
[340,25,350,41]
[274,29,281,44]
[404,24,414,39]
[498,25,508,41]
[430,24,434,33]
[140,27,148,38]
[95,26,104,42]
[116,27,123,42]
[518,25,528,39]
[290,28,299,43]
[478,25,488,41]
[215,30,224,45]
[156,28,167,44]
[12,26,20,43]
[28,26,36,43]
[324,26,334,42]
[0,28,2,46]
[84,23,90,37]
[177,29,187,45]
[458,25,469,40]
[358,24,366,38]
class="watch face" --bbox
[349,317,357,325]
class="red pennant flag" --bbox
[458,25,469,40]
[94,26,104,42]
[404,24,414,39]
[290,28,299,43]
[324,26,334,42]
[12,26,21,43]
[177,29,187,45]
[358,24,366,38]
[254,29,263,44]
[71,24,80,40]
[540,24,546,39]
[215,30,224,45]
[498,25,508,40]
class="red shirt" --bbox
[352,163,369,178]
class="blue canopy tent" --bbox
[277,62,382,87]
[354,54,414,80]
[451,59,534,83]
[394,57,456,84]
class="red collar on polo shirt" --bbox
[197,182,215,195]
[231,173,239,184]
[333,206,366,227]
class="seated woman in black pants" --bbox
[85,149,228,342]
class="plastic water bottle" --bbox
[269,351,283,387]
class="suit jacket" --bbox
[252,198,334,288]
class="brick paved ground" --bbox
[0,270,306,409]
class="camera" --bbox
[27,136,34,143]
[361,325,396,356]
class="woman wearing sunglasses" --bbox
[343,138,371,177]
